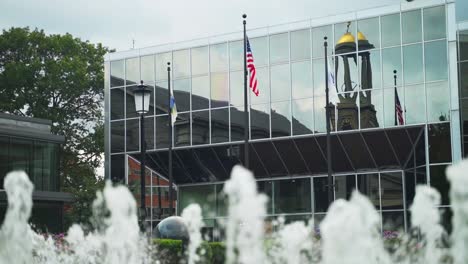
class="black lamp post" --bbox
[133,80,152,226]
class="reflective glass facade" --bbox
[106,1,460,236]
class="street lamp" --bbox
[133,80,152,228]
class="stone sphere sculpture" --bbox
[154,216,189,241]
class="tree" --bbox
[0,27,110,228]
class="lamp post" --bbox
[133,80,152,227]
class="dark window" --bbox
[192,111,209,145]
[126,119,140,152]
[10,138,33,177]
[357,173,380,210]
[430,164,450,205]
[110,88,125,120]
[334,175,355,200]
[428,123,451,163]
[251,104,270,140]
[144,117,154,150]
[0,136,9,189]
[174,113,191,147]
[313,177,329,213]
[271,101,291,137]
[230,106,245,142]
[155,115,169,149]
[274,178,311,214]
[111,121,125,153]
[110,155,125,183]
[258,180,273,214]
[211,108,229,143]
[380,172,403,210]
[382,211,404,232]
[33,142,59,191]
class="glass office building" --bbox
[105,0,466,236]
[0,113,73,233]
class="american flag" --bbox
[395,87,404,125]
[246,37,259,96]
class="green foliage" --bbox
[153,239,226,264]
[0,27,110,229]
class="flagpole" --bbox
[324,37,334,205]
[243,14,249,170]
[394,70,397,126]
[167,62,174,216]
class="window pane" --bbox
[403,44,424,84]
[292,61,313,99]
[251,104,270,139]
[211,108,229,143]
[402,9,422,44]
[126,118,139,152]
[271,101,291,137]
[270,64,290,102]
[230,106,245,142]
[429,123,451,163]
[174,112,190,147]
[357,173,380,210]
[313,177,329,213]
[210,43,228,72]
[334,55,358,93]
[380,172,403,210]
[126,85,138,118]
[192,75,209,110]
[111,60,125,87]
[156,52,172,81]
[460,62,468,98]
[335,21,357,53]
[359,50,381,89]
[173,78,191,112]
[111,87,125,120]
[155,82,168,115]
[405,84,426,124]
[334,175,355,200]
[191,46,208,76]
[291,29,311,60]
[258,181,273,214]
[314,96,326,133]
[156,115,169,149]
[10,138,32,176]
[270,33,289,63]
[426,81,450,122]
[126,57,139,85]
[429,165,450,205]
[358,17,380,49]
[211,72,229,108]
[251,67,269,105]
[381,14,401,48]
[382,47,402,87]
[141,55,154,84]
[425,40,448,81]
[249,37,268,66]
[230,71,243,106]
[382,211,404,232]
[293,98,314,135]
[229,40,243,71]
[144,117,154,150]
[173,49,190,78]
[111,121,125,153]
[0,136,9,189]
[459,30,468,61]
[192,111,210,145]
[312,25,333,58]
[274,178,311,214]
[383,87,404,127]
[360,89,383,129]
[424,6,446,41]
[179,185,216,218]
[313,58,325,96]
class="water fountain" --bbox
[1,159,468,263]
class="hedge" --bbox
[153,239,225,264]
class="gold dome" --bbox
[336,32,355,45]
[357,31,367,41]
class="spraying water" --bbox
[2,159,468,263]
